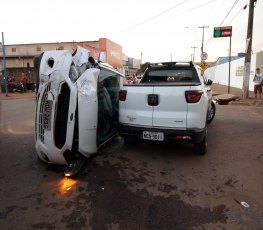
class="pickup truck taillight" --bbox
[185,90,203,103]
[119,90,127,101]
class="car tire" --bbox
[194,127,207,155]
[207,101,216,124]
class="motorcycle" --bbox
[8,82,25,93]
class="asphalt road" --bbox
[0,94,263,230]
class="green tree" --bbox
[140,62,150,74]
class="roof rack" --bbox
[148,61,194,67]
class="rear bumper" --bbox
[119,124,206,144]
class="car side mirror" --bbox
[206,79,213,86]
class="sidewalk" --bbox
[211,83,245,98]
[0,91,36,100]
[211,83,263,106]
[1,84,262,106]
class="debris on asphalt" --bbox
[240,201,250,208]
[213,94,240,105]
[234,198,250,208]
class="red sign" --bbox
[221,29,232,37]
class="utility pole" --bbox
[198,26,209,55]
[191,46,198,62]
[242,0,255,99]
[1,32,8,96]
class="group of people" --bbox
[126,73,142,84]
[6,72,28,92]
[253,67,263,100]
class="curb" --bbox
[0,92,35,100]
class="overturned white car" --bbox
[35,47,124,175]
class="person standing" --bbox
[21,72,27,92]
[253,68,263,100]
[131,74,137,84]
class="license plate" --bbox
[43,100,53,130]
[142,131,164,141]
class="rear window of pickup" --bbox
[141,66,200,84]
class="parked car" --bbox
[35,47,124,175]
[125,76,132,84]
[119,61,215,155]
[136,76,142,82]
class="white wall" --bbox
[205,53,260,92]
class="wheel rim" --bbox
[208,105,214,121]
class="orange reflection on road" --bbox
[58,177,77,195]
[6,127,33,135]
[4,120,34,135]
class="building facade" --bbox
[0,38,123,84]
[205,50,263,92]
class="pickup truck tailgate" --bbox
[153,86,189,128]
[119,86,153,126]
[119,85,189,129]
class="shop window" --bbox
[12,47,16,52]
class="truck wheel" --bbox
[207,101,216,124]
[194,128,207,155]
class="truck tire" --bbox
[194,127,207,155]
[207,101,216,124]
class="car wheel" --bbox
[207,101,216,124]
[194,127,207,155]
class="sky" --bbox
[1,0,263,63]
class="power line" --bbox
[114,0,192,35]
[184,0,217,45]
[205,0,242,48]
[227,5,245,25]
[113,0,217,36]
[219,0,240,26]
[182,0,217,14]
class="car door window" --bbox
[97,67,121,144]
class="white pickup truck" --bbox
[119,62,215,155]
